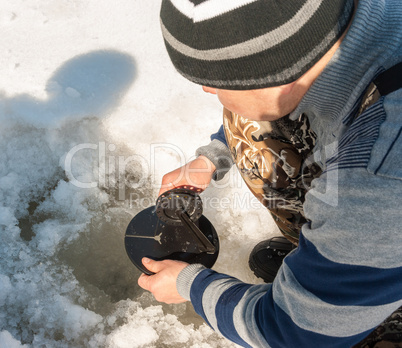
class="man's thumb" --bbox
[142,257,162,273]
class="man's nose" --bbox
[202,86,217,94]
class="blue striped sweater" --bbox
[177,0,402,346]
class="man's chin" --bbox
[240,112,287,122]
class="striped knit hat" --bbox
[160,0,354,90]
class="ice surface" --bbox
[0,1,277,347]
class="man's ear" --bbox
[202,86,217,94]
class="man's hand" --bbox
[158,155,216,196]
[137,258,189,304]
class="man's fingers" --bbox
[158,182,175,197]
[137,259,190,304]
[138,273,150,290]
[142,257,164,274]
[157,156,215,197]
[137,258,163,291]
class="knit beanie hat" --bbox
[160,0,354,90]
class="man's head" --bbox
[160,0,355,120]
[200,35,344,121]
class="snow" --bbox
[0,330,29,348]
[0,0,278,347]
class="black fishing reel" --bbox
[125,186,219,275]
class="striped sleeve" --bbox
[261,166,402,347]
[177,265,272,347]
[176,166,402,347]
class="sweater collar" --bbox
[289,0,401,127]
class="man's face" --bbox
[198,4,349,122]
[202,81,308,121]
[200,40,334,122]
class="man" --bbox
[138,0,402,346]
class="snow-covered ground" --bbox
[0,1,277,347]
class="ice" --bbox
[0,1,277,347]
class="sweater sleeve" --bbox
[195,126,233,181]
[177,167,402,347]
